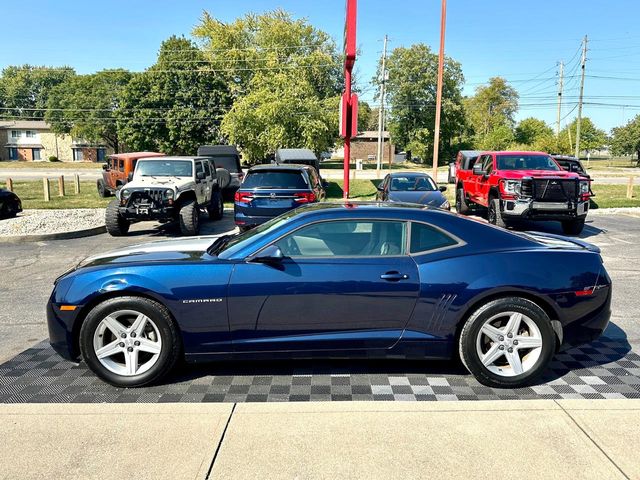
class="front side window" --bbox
[203,160,211,177]
[483,155,493,174]
[118,159,125,172]
[135,160,193,177]
[410,222,458,254]
[497,155,560,171]
[195,161,204,177]
[275,220,407,257]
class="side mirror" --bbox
[250,245,284,263]
[438,185,447,192]
[127,172,133,182]
[472,164,484,176]
[102,164,108,171]
[196,171,206,180]
[376,184,384,191]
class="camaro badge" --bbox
[182,298,224,304]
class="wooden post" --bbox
[6,178,13,192]
[58,176,65,197]
[627,176,634,199]
[43,178,50,202]
[74,174,80,194]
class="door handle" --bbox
[380,272,409,281]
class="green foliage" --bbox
[194,10,341,161]
[0,65,75,118]
[379,44,465,164]
[478,124,515,150]
[117,36,231,154]
[514,117,553,145]
[465,77,519,140]
[611,115,640,164]
[46,70,132,152]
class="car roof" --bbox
[275,148,318,161]
[197,145,239,156]
[551,155,580,161]
[485,151,550,156]
[108,152,164,160]
[137,156,210,162]
[248,164,312,172]
[387,171,434,179]
[458,150,482,157]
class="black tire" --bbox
[207,192,224,220]
[488,196,508,228]
[79,296,181,388]
[456,188,470,215]
[458,297,556,388]
[561,217,585,235]
[179,200,200,235]
[105,200,130,236]
[97,179,110,198]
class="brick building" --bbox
[349,130,394,164]
[0,120,111,162]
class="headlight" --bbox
[164,189,174,200]
[579,181,590,194]
[501,180,521,195]
[439,199,450,209]
[121,189,132,200]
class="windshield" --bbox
[242,171,309,189]
[136,160,193,177]
[216,209,300,259]
[496,155,560,171]
[209,155,240,173]
[390,176,437,191]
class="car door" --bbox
[194,161,206,204]
[476,154,494,205]
[203,160,213,203]
[227,219,420,352]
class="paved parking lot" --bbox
[1,210,639,402]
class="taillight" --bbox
[294,192,316,203]
[235,191,254,204]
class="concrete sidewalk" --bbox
[1,399,638,480]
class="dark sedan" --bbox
[47,202,611,389]
[0,188,22,219]
[377,172,450,209]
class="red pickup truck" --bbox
[454,151,591,235]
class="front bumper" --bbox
[502,198,589,220]
[47,298,81,361]
[118,204,175,221]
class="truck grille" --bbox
[130,189,165,206]
[532,179,577,202]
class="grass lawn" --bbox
[585,157,639,170]
[10,180,111,209]
[325,179,456,203]
[590,184,640,209]
[0,161,102,169]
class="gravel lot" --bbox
[0,209,105,236]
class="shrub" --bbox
[48,156,60,162]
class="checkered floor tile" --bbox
[1,338,639,403]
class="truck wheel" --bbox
[179,200,200,236]
[456,188,470,215]
[207,192,224,220]
[105,200,130,236]
[561,218,585,235]
[488,197,508,228]
[97,180,110,198]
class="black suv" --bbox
[197,145,244,200]
[234,164,326,231]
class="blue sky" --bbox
[4,0,640,132]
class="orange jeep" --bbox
[97,152,165,197]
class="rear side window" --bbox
[118,159,125,172]
[195,162,204,176]
[410,222,458,253]
[243,171,309,189]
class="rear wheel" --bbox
[179,200,200,235]
[488,196,508,228]
[561,217,585,235]
[459,297,556,388]
[79,296,181,387]
[105,200,130,236]
[97,179,110,198]
[207,192,224,220]
[456,188,470,215]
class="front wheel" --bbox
[105,200,130,236]
[561,217,585,235]
[488,197,508,228]
[207,192,224,220]
[179,200,200,235]
[458,297,556,388]
[79,296,182,387]
[456,188,470,215]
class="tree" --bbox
[611,115,640,165]
[514,117,553,145]
[0,65,75,118]
[478,124,514,150]
[194,10,342,161]
[379,43,465,163]
[117,36,231,154]
[465,77,519,143]
[46,70,132,153]
[558,117,607,156]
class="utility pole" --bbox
[432,0,447,183]
[574,35,588,159]
[556,61,564,136]
[376,35,388,178]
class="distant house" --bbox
[0,120,111,162]
[349,130,394,163]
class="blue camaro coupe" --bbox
[47,203,611,388]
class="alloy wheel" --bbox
[92,309,162,376]
[475,311,543,377]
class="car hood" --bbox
[497,170,581,180]
[78,236,217,268]
[388,190,446,206]
[126,176,193,189]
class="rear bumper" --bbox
[502,198,589,221]
[233,211,276,227]
[560,285,612,350]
